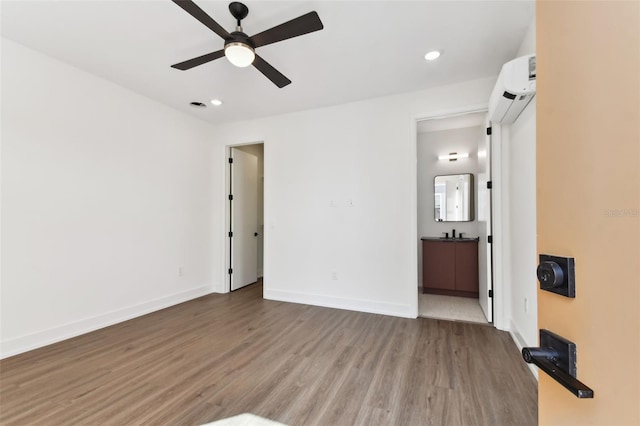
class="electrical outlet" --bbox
[347,199,354,207]
[524,297,529,313]
[331,271,337,280]
[178,267,183,277]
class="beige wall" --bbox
[537,1,639,424]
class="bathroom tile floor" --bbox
[418,291,488,324]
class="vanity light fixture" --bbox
[438,152,469,161]
[424,50,441,61]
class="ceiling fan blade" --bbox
[252,55,291,88]
[172,0,230,40]
[248,11,323,48]
[171,50,225,70]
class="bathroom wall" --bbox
[417,125,484,286]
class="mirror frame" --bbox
[434,173,475,222]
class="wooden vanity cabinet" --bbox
[421,238,479,298]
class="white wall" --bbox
[1,39,215,358]
[417,126,483,287]
[0,20,534,356]
[503,17,538,349]
[417,126,483,238]
[211,78,495,318]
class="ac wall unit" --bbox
[488,54,536,124]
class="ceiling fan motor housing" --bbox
[225,31,253,49]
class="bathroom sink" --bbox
[421,236,479,242]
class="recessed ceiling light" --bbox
[425,50,441,61]
[210,99,223,106]
[189,101,207,108]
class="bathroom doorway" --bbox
[416,111,492,324]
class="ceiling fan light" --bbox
[225,42,255,67]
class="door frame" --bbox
[410,105,508,330]
[224,141,265,294]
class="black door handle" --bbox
[254,232,259,237]
[522,330,593,398]
[523,349,593,398]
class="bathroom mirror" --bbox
[434,174,474,222]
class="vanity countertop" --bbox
[421,237,480,242]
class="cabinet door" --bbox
[422,241,456,290]
[455,242,479,293]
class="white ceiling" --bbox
[1,0,534,125]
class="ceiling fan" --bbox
[171,0,324,88]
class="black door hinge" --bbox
[228,231,233,237]
[228,157,233,164]
[489,289,493,298]
[228,194,233,201]
[488,235,493,244]
[486,127,492,135]
[228,268,233,274]
[487,181,493,189]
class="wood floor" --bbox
[0,284,537,425]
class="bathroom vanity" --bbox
[421,237,479,298]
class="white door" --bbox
[477,120,493,322]
[230,148,258,291]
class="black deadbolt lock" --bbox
[537,254,575,298]
[537,261,564,288]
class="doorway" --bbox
[416,111,493,324]
[227,143,264,292]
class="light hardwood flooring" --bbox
[0,283,537,425]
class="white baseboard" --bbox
[210,280,225,294]
[0,285,212,359]
[509,320,539,380]
[264,288,415,319]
